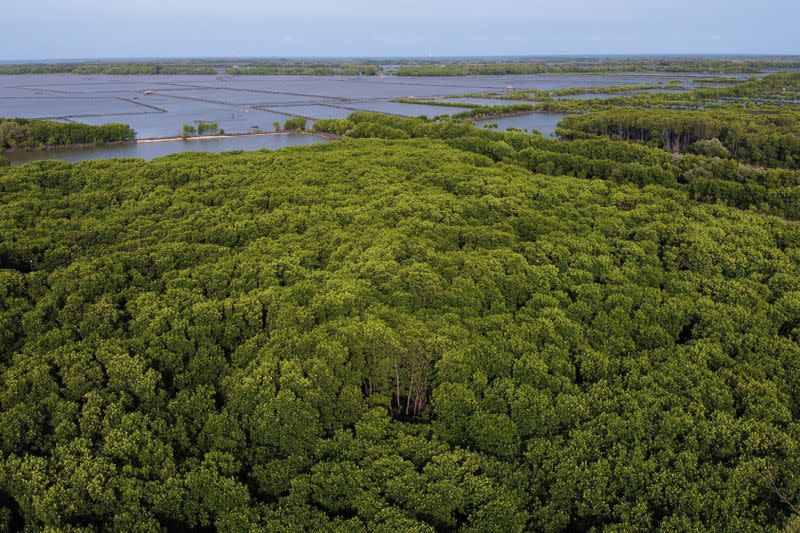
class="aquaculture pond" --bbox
[1,72,711,138]
[475,112,567,137]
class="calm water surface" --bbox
[5,134,329,166]
[0,72,713,135]
[476,112,567,137]
[0,72,721,161]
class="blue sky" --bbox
[2,0,798,60]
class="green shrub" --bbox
[196,122,220,136]
[689,137,731,158]
[283,117,308,131]
[0,118,135,149]
[312,119,354,135]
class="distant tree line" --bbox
[556,107,800,168]
[394,59,800,76]
[2,58,797,78]
[497,82,684,100]
[0,63,217,75]
[228,65,381,76]
[436,74,800,115]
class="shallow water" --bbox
[4,133,330,166]
[0,72,715,160]
[0,72,710,136]
[475,112,567,137]
[268,104,355,120]
[345,100,472,117]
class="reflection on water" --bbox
[5,134,330,166]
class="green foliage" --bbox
[3,66,800,529]
[0,118,135,150]
[283,117,308,131]
[317,112,800,219]
[196,122,221,136]
[392,97,483,109]
[1,59,798,80]
[312,119,354,135]
[393,58,800,76]
[557,107,800,167]
[228,63,380,76]
[522,73,800,114]
[451,103,537,120]
[388,99,538,122]
[688,137,731,158]
[480,83,687,101]
[0,63,216,75]
[1,135,799,530]
[181,124,196,139]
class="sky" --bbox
[2,0,798,60]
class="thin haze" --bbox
[3,0,798,60]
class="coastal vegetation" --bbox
[181,122,222,139]
[393,58,800,76]
[0,63,217,75]
[197,122,222,135]
[313,111,800,219]
[392,99,538,120]
[1,61,800,531]
[0,60,378,76]
[398,73,800,113]
[0,118,135,151]
[228,64,380,76]
[496,82,685,100]
[2,97,800,529]
[283,117,308,131]
[390,73,800,170]
[1,57,799,77]
[556,108,800,167]
[450,103,539,120]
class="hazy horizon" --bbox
[3,0,798,61]
[2,54,799,64]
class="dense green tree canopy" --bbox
[283,117,308,132]
[312,112,800,220]
[1,132,799,530]
[0,118,135,151]
[556,108,800,168]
